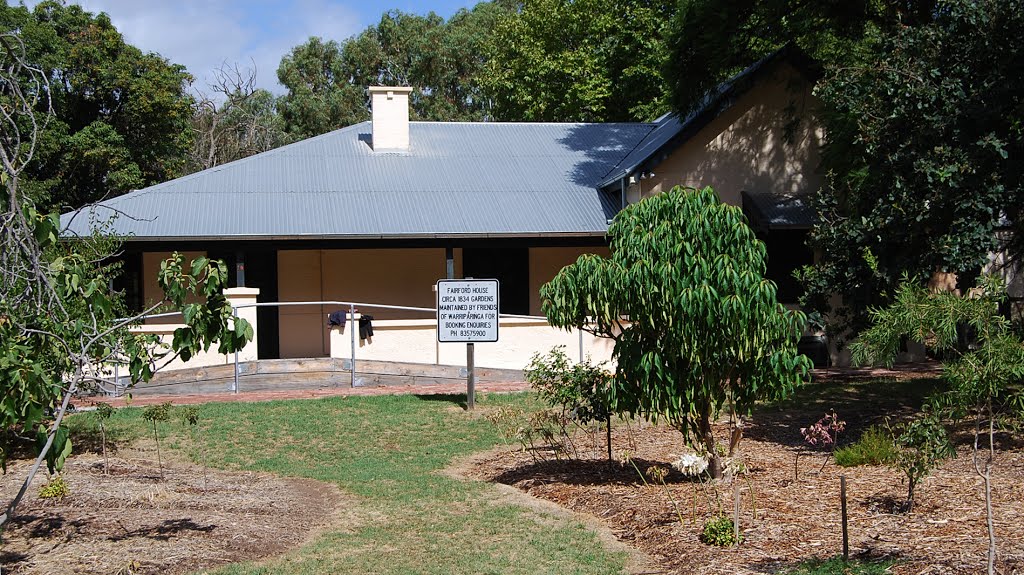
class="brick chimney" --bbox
[368,86,413,151]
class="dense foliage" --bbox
[802,0,1024,330]
[482,0,674,122]
[541,186,811,477]
[277,3,513,138]
[663,0,933,117]
[0,1,195,211]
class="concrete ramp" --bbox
[120,358,525,397]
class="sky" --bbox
[24,0,480,95]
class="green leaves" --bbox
[541,186,810,463]
[481,0,673,122]
[35,424,72,476]
[805,0,1024,333]
[1,1,194,210]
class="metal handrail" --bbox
[122,298,587,396]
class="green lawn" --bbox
[72,393,627,575]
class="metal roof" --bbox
[61,121,655,241]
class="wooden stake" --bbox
[841,475,849,560]
[733,482,741,546]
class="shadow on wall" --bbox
[636,66,824,207]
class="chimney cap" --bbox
[368,85,414,95]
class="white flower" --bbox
[673,452,709,476]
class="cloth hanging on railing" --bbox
[327,310,347,329]
[358,314,374,345]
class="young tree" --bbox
[541,186,811,478]
[0,31,251,531]
[852,278,1024,574]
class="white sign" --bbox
[436,279,500,342]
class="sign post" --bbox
[437,279,499,410]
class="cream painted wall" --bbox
[142,251,206,324]
[528,246,611,315]
[627,61,823,207]
[278,250,328,359]
[277,248,464,358]
[328,318,617,370]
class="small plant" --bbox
[622,453,688,527]
[834,425,898,467]
[700,514,739,546]
[95,402,115,475]
[180,406,208,489]
[142,402,173,480]
[890,411,955,512]
[484,406,567,462]
[38,475,70,499]
[798,409,846,476]
[801,409,846,447]
[525,347,614,460]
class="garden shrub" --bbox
[38,475,69,499]
[834,425,898,467]
[700,515,739,546]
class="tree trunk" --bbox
[699,408,723,479]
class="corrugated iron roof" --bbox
[61,121,655,241]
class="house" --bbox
[62,49,823,368]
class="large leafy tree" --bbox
[541,186,811,478]
[277,3,512,138]
[482,0,674,122]
[0,1,195,211]
[663,0,932,116]
[801,0,1024,331]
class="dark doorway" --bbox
[462,247,529,315]
[761,230,813,305]
[245,249,280,359]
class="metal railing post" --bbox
[349,303,356,387]
[232,306,239,394]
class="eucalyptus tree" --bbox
[541,186,811,478]
[482,0,674,122]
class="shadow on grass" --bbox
[413,393,468,409]
[10,513,87,538]
[109,518,215,542]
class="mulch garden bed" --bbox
[0,449,348,575]
[465,372,1024,575]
